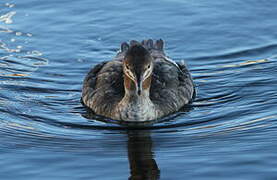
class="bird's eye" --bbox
[147,65,151,69]
[126,65,130,70]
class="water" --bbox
[1,0,277,179]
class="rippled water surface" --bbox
[1,0,277,179]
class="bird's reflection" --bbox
[127,130,160,180]
[79,104,196,180]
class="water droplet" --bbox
[0,11,16,24]
[5,3,15,8]
[30,50,43,56]
[15,32,22,36]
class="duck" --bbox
[82,39,195,121]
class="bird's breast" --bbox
[115,96,157,121]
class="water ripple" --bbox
[1,50,277,151]
[0,0,276,169]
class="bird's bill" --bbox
[136,75,143,96]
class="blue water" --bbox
[1,0,277,179]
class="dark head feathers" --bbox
[124,44,152,73]
[121,42,129,52]
[126,44,149,58]
[155,39,164,50]
[120,39,164,52]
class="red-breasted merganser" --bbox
[82,39,195,121]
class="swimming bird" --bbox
[82,39,195,121]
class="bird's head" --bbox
[123,44,153,96]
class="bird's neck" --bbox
[123,74,151,99]
[115,74,156,121]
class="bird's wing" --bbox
[82,60,124,116]
[150,58,195,115]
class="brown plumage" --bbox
[82,39,195,121]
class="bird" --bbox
[82,39,195,122]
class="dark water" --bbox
[1,0,277,179]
